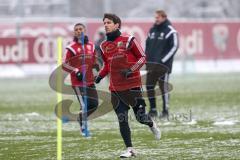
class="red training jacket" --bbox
[63,40,96,87]
[99,33,146,91]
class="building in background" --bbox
[0,0,239,18]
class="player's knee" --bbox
[88,98,98,109]
[117,113,129,124]
[135,99,146,108]
[93,99,99,108]
[86,98,98,116]
[134,99,149,124]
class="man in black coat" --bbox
[145,10,179,118]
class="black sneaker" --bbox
[148,109,158,117]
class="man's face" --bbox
[103,18,119,33]
[155,13,165,25]
[74,25,85,38]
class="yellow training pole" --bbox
[57,37,63,160]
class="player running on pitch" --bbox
[63,23,99,135]
[95,13,161,158]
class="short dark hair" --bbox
[74,23,86,29]
[156,10,167,18]
[103,13,121,29]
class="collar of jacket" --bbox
[106,29,121,41]
[73,35,89,44]
[154,19,171,31]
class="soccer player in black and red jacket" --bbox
[95,13,161,158]
[63,23,99,136]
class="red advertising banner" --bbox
[0,20,240,64]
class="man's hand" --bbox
[95,75,103,84]
[75,71,83,81]
[121,68,132,78]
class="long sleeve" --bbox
[161,32,179,63]
[145,32,150,57]
[129,38,146,72]
[62,49,77,73]
[98,50,109,78]
[92,49,100,71]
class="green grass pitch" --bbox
[0,73,240,160]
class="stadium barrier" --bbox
[0,18,240,77]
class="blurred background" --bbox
[0,0,240,77]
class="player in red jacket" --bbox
[63,23,99,135]
[95,13,161,158]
